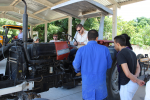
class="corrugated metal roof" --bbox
[7,11,23,19]
[16,0,47,14]
[28,17,43,25]
[51,0,113,19]
[36,9,67,21]
[94,0,112,6]
[0,0,13,6]
[0,0,144,26]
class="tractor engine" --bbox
[0,41,80,100]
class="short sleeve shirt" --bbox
[117,48,137,85]
[18,32,23,40]
[73,30,88,45]
[49,40,60,42]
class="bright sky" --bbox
[117,0,150,21]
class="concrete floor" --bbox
[0,59,147,100]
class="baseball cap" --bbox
[33,36,40,41]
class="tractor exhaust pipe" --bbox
[22,0,28,46]
[22,0,47,64]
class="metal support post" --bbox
[98,14,105,40]
[80,18,87,25]
[30,26,33,39]
[45,23,47,42]
[68,16,72,41]
[112,4,117,40]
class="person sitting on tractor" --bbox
[49,34,60,42]
[69,24,88,62]
[33,36,40,43]
[18,29,23,40]
[73,24,88,46]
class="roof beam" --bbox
[33,7,50,15]
[0,6,47,22]
[107,0,121,8]
[0,6,14,11]
[13,7,47,22]
[33,0,69,15]
[10,0,21,6]
[0,14,32,25]
[2,0,21,14]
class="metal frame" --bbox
[51,0,113,19]
[0,0,145,42]
[0,81,34,96]
[0,0,144,26]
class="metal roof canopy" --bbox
[0,0,144,26]
[51,0,114,40]
[51,0,113,19]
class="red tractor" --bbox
[0,0,119,100]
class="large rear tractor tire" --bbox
[107,61,120,100]
[137,54,145,76]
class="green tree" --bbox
[0,18,18,37]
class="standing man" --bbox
[18,29,23,40]
[49,34,60,42]
[73,24,88,46]
[114,35,145,100]
[73,30,112,100]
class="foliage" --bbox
[1,16,150,48]
[0,18,19,37]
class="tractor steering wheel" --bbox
[61,34,78,46]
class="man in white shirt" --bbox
[49,34,60,42]
[73,24,88,46]
[18,29,23,40]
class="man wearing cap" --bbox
[33,36,40,43]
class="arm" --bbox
[121,63,145,86]
[77,42,86,45]
[134,61,140,77]
[72,49,82,73]
[73,32,78,45]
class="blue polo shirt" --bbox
[73,41,112,100]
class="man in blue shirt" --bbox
[18,29,23,40]
[73,30,112,100]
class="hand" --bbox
[73,42,77,45]
[131,79,137,83]
[131,75,138,83]
[137,79,145,86]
